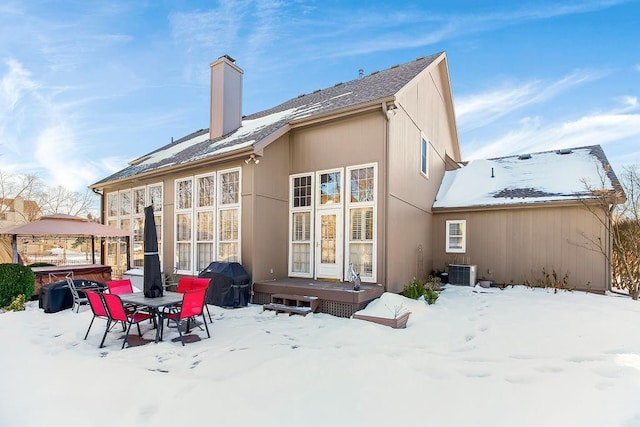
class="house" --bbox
[0,197,41,264]
[91,52,622,313]
[91,52,460,298]
[432,145,623,293]
[0,196,40,228]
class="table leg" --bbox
[154,309,163,343]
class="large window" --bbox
[105,184,163,274]
[218,169,240,262]
[289,174,314,277]
[196,175,216,271]
[347,164,376,281]
[175,168,241,274]
[288,163,377,282]
[446,220,466,253]
[175,178,193,272]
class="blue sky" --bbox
[0,0,638,192]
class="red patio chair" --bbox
[84,291,124,348]
[160,288,210,346]
[107,279,134,295]
[102,293,154,349]
[176,277,195,293]
[176,277,212,323]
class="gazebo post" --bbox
[11,234,18,264]
[91,235,96,264]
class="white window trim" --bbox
[316,167,344,209]
[175,176,194,274]
[217,167,242,265]
[446,219,466,253]
[131,186,146,268]
[420,134,429,178]
[174,169,243,275]
[194,172,216,273]
[288,172,315,278]
[345,163,377,283]
[105,183,163,273]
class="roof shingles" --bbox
[93,52,443,187]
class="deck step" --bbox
[263,303,312,316]
[263,293,320,316]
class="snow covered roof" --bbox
[93,52,443,187]
[433,145,622,210]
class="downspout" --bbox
[382,101,391,291]
[607,203,614,292]
[92,187,105,265]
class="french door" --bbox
[315,208,343,280]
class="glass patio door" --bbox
[315,209,343,280]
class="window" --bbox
[421,135,429,177]
[446,220,466,253]
[174,168,241,274]
[105,184,163,274]
[196,175,215,271]
[132,187,145,267]
[289,173,314,277]
[347,164,376,281]
[319,171,341,205]
[175,177,194,272]
[218,169,241,263]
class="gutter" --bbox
[289,96,395,128]
[432,198,606,214]
[91,146,255,191]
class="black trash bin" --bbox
[198,262,250,308]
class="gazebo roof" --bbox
[0,214,130,237]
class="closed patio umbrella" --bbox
[143,205,163,298]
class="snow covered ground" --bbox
[1,285,640,427]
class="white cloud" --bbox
[613,96,639,112]
[464,110,640,162]
[169,0,252,54]
[634,64,640,72]
[0,58,37,112]
[0,59,39,154]
[33,125,97,191]
[293,1,629,59]
[456,71,605,132]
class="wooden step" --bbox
[263,303,313,316]
[263,293,320,316]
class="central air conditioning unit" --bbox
[448,264,477,286]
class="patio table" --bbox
[119,291,183,343]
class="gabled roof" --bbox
[92,52,444,187]
[433,145,623,211]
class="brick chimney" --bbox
[210,55,243,139]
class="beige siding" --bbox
[290,111,386,282]
[251,134,291,281]
[432,205,609,292]
[290,111,385,173]
[384,56,460,292]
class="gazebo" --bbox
[0,214,131,294]
[0,214,131,264]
